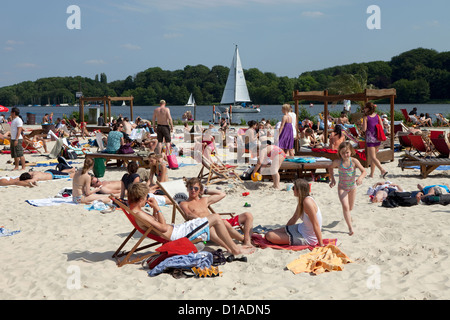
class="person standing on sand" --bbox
[152,100,174,155]
[362,102,388,179]
[10,107,26,171]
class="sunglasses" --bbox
[189,186,200,192]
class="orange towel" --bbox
[286,244,352,275]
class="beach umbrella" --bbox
[0,105,8,112]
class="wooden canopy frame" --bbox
[79,96,134,124]
[292,88,397,166]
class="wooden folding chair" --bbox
[197,152,243,186]
[156,179,241,231]
[430,138,450,158]
[400,109,411,123]
[408,134,437,157]
[435,114,450,127]
[110,196,169,267]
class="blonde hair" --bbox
[338,141,355,159]
[160,100,166,105]
[82,158,94,175]
[282,104,291,113]
[128,183,149,204]
[293,179,310,219]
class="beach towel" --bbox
[26,197,77,207]
[285,157,316,163]
[311,148,338,153]
[286,244,352,275]
[148,251,213,277]
[251,234,337,251]
[0,227,21,237]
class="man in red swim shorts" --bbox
[180,177,255,249]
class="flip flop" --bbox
[381,171,389,179]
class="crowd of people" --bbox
[1,101,449,264]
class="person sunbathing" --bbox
[90,175,122,196]
[19,168,75,183]
[72,158,115,204]
[127,183,255,256]
[368,181,404,203]
[0,176,36,187]
[415,183,450,202]
[179,177,254,249]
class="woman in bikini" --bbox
[328,142,366,235]
[72,158,113,204]
[252,142,286,189]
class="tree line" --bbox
[1,47,449,106]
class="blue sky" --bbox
[1,0,449,88]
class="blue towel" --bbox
[407,165,450,171]
[285,157,316,163]
[148,251,213,277]
[0,227,20,237]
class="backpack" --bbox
[240,165,255,181]
[382,191,417,208]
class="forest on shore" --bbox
[0,47,449,107]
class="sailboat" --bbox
[185,93,196,107]
[217,45,260,113]
[122,100,126,106]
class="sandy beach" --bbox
[1,125,449,301]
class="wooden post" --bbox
[295,92,299,155]
[390,95,395,151]
[108,100,112,123]
[323,90,328,144]
[103,99,107,125]
[130,97,134,121]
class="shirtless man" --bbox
[90,175,122,196]
[127,183,255,256]
[152,100,174,154]
[179,178,254,249]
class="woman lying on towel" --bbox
[265,179,324,247]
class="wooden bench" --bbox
[85,153,152,168]
[398,152,450,178]
[263,157,332,181]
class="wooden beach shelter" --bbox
[292,89,397,167]
[79,96,134,124]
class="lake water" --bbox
[11,103,450,125]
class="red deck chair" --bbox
[408,134,437,157]
[430,130,444,139]
[110,196,169,267]
[398,133,412,149]
[430,138,450,158]
[401,109,411,123]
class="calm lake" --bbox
[11,103,450,125]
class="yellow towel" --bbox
[286,244,352,275]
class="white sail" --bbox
[185,93,196,106]
[220,45,251,105]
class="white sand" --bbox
[1,126,449,300]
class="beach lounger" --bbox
[429,130,445,139]
[398,153,450,178]
[408,114,423,126]
[156,179,242,232]
[110,196,171,267]
[430,138,450,158]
